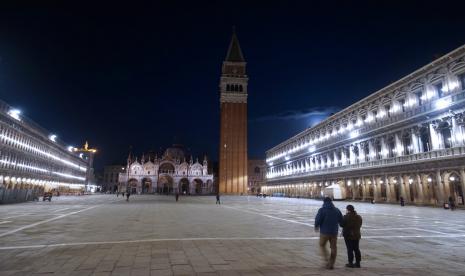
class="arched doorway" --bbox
[142,178,152,194]
[193,179,203,194]
[128,179,138,194]
[159,175,174,194]
[179,178,189,195]
[448,173,464,205]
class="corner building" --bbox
[0,99,89,203]
[264,45,465,207]
[219,31,248,194]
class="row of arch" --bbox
[263,169,465,206]
[123,175,214,195]
[226,84,244,92]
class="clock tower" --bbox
[219,30,248,194]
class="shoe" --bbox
[345,263,354,268]
[354,263,361,268]
[325,264,334,270]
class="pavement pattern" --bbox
[0,194,464,276]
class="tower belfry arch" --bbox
[219,29,248,194]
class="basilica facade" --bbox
[264,44,465,207]
[118,145,214,195]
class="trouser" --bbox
[319,234,338,267]
[344,238,361,264]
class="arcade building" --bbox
[264,44,465,207]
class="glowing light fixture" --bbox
[350,130,359,139]
[49,134,57,142]
[435,98,451,109]
[427,177,432,182]
[7,109,21,121]
[449,176,456,181]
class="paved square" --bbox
[0,195,464,275]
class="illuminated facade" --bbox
[118,145,214,195]
[0,99,90,203]
[264,45,465,207]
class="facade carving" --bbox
[118,145,214,195]
[0,99,90,202]
[264,44,465,207]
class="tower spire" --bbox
[225,28,245,62]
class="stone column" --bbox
[411,128,421,154]
[368,140,376,161]
[341,148,347,166]
[380,137,389,159]
[359,142,366,163]
[373,176,380,202]
[362,179,367,201]
[399,174,407,202]
[385,175,392,202]
[460,169,465,203]
[430,122,442,150]
[415,174,424,204]
[436,170,445,204]
[333,151,339,167]
[395,133,403,156]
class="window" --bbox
[399,99,406,112]
[414,90,422,106]
[459,73,465,90]
[435,82,443,97]
[254,167,260,174]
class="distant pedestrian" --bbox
[116,192,119,197]
[175,193,179,202]
[400,196,405,207]
[449,196,455,210]
[340,205,362,268]
[216,194,221,204]
[314,197,343,270]
[126,192,130,201]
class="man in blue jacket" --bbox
[314,197,343,269]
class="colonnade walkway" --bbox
[0,194,464,275]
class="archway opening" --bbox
[193,179,203,194]
[448,173,464,205]
[179,178,189,195]
[128,179,138,194]
[142,178,152,194]
[159,175,174,194]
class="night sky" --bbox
[1,2,465,171]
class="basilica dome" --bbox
[163,144,186,160]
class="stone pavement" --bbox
[0,194,464,275]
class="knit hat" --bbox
[346,204,355,212]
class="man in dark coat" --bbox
[314,197,343,269]
[340,204,362,268]
[216,194,221,204]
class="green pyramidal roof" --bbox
[225,31,245,62]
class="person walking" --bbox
[340,205,362,268]
[314,197,343,270]
[116,191,119,197]
[175,192,179,202]
[216,194,221,204]
[126,191,130,202]
[400,196,405,207]
[449,196,455,210]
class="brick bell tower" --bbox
[219,29,248,195]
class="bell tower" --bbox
[219,29,248,194]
